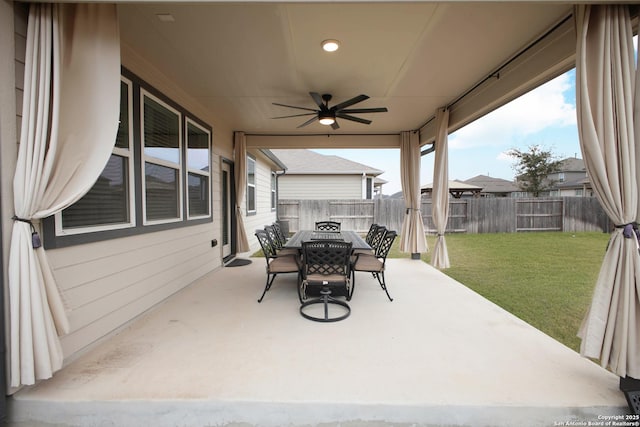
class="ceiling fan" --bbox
[272,92,388,130]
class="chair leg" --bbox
[376,271,393,302]
[257,273,276,303]
[297,272,304,303]
[348,270,355,301]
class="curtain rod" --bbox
[243,132,401,137]
[415,12,574,133]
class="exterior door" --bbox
[221,161,233,259]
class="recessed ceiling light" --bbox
[156,13,175,22]
[321,39,340,52]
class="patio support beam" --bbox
[419,13,575,146]
[244,133,401,150]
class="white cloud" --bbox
[496,151,514,162]
[449,73,576,150]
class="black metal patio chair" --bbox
[351,230,397,301]
[299,239,352,322]
[353,225,386,257]
[314,220,341,232]
[264,225,298,257]
[255,229,301,303]
[272,221,288,243]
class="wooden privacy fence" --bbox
[278,197,611,234]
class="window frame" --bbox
[53,77,137,236]
[43,69,214,250]
[140,89,184,226]
[366,176,373,200]
[246,155,257,215]
[270,171,277,211]
[185,118,212,220]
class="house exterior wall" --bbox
[45,45,233,361]
[0,6,272,371]
[278,174,363,200]
[550,171,586,183]
[242,150,279,253]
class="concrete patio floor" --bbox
[6,257,629,427]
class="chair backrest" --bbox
[369,226,387,251]
[375,230,397,260]
[301,240,352,278]
[272,222,287,243]
[255,229,277,260]
[364,223,379,244]
[315,221,341,232]
[264,225,283,250]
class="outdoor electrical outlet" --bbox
[211,239,217,247]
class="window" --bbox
[247,156,256,213]
[142,91,182,224]
[46,70,213,248]
[186,119,211,218]
[271,172,277,210]
[558,172,565,182]
[366,177,373,200]
[56,78,135,235]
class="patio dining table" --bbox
[284,230,371,251]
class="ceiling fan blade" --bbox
[331,94,369,112]
[272,112,317,119]
[340,107,388,114]
[336,113,372,125]
[309,92,325,109]
[272,102,318,112]
[297,115,319,128]
[331,121,340,130]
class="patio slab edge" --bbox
[6,398,630,427]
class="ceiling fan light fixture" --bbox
[319,115,335,126]
[321,39,340,52]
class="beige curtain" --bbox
[9,3,120,387]
[399,131,428,254]
[575,5,640,378]
[233,132,250,252]
[431,108,450,269]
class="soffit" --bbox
[117,2,573,136]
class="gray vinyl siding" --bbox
[278,174,362,200]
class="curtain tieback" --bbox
[12,216,42,249]
[405,208,421,215]
[614,223,637,238]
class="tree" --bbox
[508,145,562,197]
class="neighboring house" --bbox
[270,149,385,200]
[514,156,590,197]
[421,180,482,199]
[548,157,591,197]
[549,156,587,185]
[463,175,520,198]
[553,176,594,197]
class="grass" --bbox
[390,232,611,352]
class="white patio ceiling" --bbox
[117,2,576,147]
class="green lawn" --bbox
[391,232,611,352]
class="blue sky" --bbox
[314,69,581,195]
